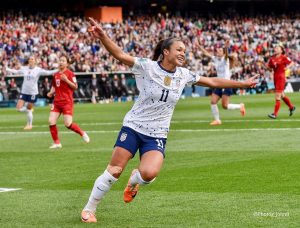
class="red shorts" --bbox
[274,77,286,93]
[51,102,73,116]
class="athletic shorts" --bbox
[212,88,233,97]
[114,126,167,158]
[51,102,73,116]
[19,93,38,103]
[274,78,286,93]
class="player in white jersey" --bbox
[5,56,58,130]
[80,18,257,223]
[199,40,246,125]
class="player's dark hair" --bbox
[152,37,181,61]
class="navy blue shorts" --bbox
[19,94,38,103]
[212,88,233,97]
[114,126,167,158]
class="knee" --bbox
[107,165,123,178]
[64,121,72,128]
[139,169,157,182]
[222,103,228,109]
[49,118,56,125]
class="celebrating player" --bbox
[5,56,58,130]
[80,18,257,223]
[198,40,245,125]
[264,44,296,119]
[47,55,90,149]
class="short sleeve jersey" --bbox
[6,66,58,95]
[52,69,76,104]
[123,57,200,138]
[211,56,231,80]
[268,54,291,78]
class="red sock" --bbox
[67,123,84,136]
[49,125,60,144]
[274,100,281,116]
[282,96,293,109]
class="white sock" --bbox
[211,104,220,121]
[84,170,117,213]
[26,110,33,126]
[129,170,155,186]
[227,104,241,110]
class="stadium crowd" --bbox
[0,12,300,101]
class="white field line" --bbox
[1,128,300,135]
[0,119,299,130]
[0,188,21,193]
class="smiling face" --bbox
[163,41,186,67]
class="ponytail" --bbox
[152,40,164,61]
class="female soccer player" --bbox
[47,56,90,149]
[81,18,257,223]
[264,45,295,119]
[198,41,245,125]
[5,56,58,130]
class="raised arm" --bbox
[196,75,258,89]
[88,17,135,67]
[198,45,213,59]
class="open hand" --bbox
[244,74,259,88]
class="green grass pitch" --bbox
[0,93,299,227]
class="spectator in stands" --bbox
[98,73,112,104]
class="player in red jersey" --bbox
[265,45,295,119]
[47,56,90,149]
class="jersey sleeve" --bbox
[268,58,275,69]
[284,56,292,65]
[69,71,77,84]
[131,57,151,77]
[6,66,24,75]
[185,69,201,85]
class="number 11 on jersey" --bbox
[159,89,169,102]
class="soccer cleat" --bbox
[240,103,246,116]
[268,113,277,119]
[210,120,222,126]
[23,125,32,130]
[289,106,296,116]
[82,132,90,143]
[81,210,97,223]
[123,169,139,203]
[49,143,62,149]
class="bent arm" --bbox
[199,46,213,59]
[89,18,135,67]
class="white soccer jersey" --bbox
[6,66,58,95]
[123,57,200,138]
[212,56,231,79]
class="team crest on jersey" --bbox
[120,132,127,142]
[176,79,181,87]
[164,76,172,86]
[56,79,60,87]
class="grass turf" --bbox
[0,93,299,227]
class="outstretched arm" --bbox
[88,17,135,67]
[196,75,258,89]
[198,46,213,59]
[40,69,59,76]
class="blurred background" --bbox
[0,0,299,106]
